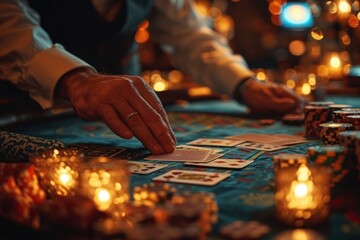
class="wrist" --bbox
[234,76,258,103]
[55,67,96,100]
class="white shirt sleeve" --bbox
[0,0,94,109]
[150,0,254,97]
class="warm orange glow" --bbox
[338,0,351,13]
[301,83,311,95]
[153,81,167,92]
[256,71,267,81]
[340,31,351,45]
[214,15,234,35]
[326,1,338,14]
[330,54,341,68]
[348,14,359,28]
[289,40,306,56]
[188,87,212,97]
[168,70,184,83]
[135,29,149,43]
[286,79,296,89]
[311,27,324,40]
[271,15,281,26]
[308,74,317,86]
[269,1,283,15]
[209,7,222,21]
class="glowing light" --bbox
[256,71,267,81]
[326,1,338,14]
[57,166,75,189]
[280,3,314,28]
[348,14,359,28]
[59,172,71,185]
[338,0,351,13]
[301,83,311,95]
[286,79,296,89]
[188,87,212,97]
[214,15,234,37]
[153,81,167,92]
[168,70,184,83]
[330,55,341,68]
[310,27,324,40]
[269,1,283,15]
[135,29,149,43]
[340,31,351,45]
[95,188,112,211]
[294,183,308,197]
[289,40,306,56]
[308,74,317,86]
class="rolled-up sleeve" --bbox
[150,0,254,97]
[0,0,93,109]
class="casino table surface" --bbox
[3,96,360,239]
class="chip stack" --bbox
[318,123,353,145]
[272,153,308,172]
[329,104,353,119]
[309,101,335,106]
[332,109,360,123]
[304,105,330,138]
[133,183,177,207]
[356,135,360,182]
[307,145,347,187]
[345,115,360,130]
[339,131,360,185]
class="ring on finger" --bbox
[125,112,140,122]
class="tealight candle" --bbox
[79,157,129,215]
[30,148,81,197]
[275,165,331,227]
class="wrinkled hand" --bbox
[57,68,176,154]
[237,79,304,114]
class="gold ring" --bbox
[125,112,140,122]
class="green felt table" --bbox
[3,97,360,240]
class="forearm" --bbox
[0,0,94,109]
[150,0,254,97]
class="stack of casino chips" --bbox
[332,109,360,123]
[339,131,360,182]
[133,182,177,207]
[272,153,308,172]
[307,145,347,186]
[345,115,360,130]
[328,104,353,119]
[304,105,330,138]
[309,101,335,106]
[318,122,353,145]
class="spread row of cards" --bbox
[68,134,307,186]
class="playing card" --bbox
[127,161,167,174]
[176,145,222,154]
[144,149,211,162]
[187,138,244,147]
[67,144,126,157]
[236,142,288,151]
[226,134,307,146]
[184,159,253,169]
[153,170,230,186]
[84,146,126,157]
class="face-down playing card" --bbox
[153,170,230,186]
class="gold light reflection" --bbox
[330,54,341,68]
[153,81,167,92]
[135,20,150,43]
[188,87,212,97]
[168,70,184,83]
[348,14,359,27]
[269,1,283,15]
[326,1,338,14]
[256,71,267,81]
[310,27,324,40]
[308,74,317,86]
[289,40,306,56]
[338,0,351,13]
[339,31,351,45]
[301,83,311,95]
[286,79,296,89]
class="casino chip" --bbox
[308,145,348,186]
[272,153,307,171]
[318,122,353,145]
[220,220,270,240]
[282,113,304,125]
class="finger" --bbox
[268,97,297,113]
[98,104,134,139]
[126,76,176,144]
[273,85,303,107]
[111,96,168,154]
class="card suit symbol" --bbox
[209,175,219,178]
[172,171,183,175]
[216,161,226,163]
[203,178,213,182]
[164,175,174,179]
[229,164,239,166]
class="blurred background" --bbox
[136,0,360,103]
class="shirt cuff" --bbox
[27,44,95,109]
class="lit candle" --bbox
[275,165,331,227]
[30,148,80,196]
[79,158,129,215]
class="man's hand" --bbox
[56,68,176,154]
[235,79,305,114]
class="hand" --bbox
[56,68,176,154]
[236,79,305,114]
